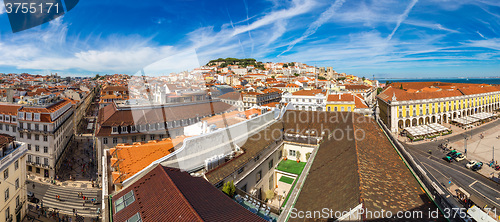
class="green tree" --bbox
[296,151,301,162]
[283,63,288,68]
[400,84,403,89]
[305,152,311,161]
[318,76,326,80]
[377,88,383,95]
[362,76,366,81]
[271,76,275,79]
[294,73,299,77]
[222,180,236,197]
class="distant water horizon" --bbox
[374,77,500,85]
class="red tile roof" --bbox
[112,165,265,222]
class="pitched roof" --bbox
[291,114,440,221]
[217,92,242,101]
[112,165,265,222]
[291,89,326,96]
[0,104,21,115]
[110,137,184,184]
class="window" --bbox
[14,160,18,170]
[15,178,19,190]
[269,174,274,190]
[268,158,274,170]
[131,126,136,132]
[126,213,142,222]
[43,125,47,132]
[16,196,20,207]
[256,170,262,183]
[334,107,338,111]
[115,190,136,213]
[103,138,108,144]
[141,135,146,141]
[237,167,244,174]
[131,137,136,142]
[27,133,31,140]
[3,169,8,179]
[27,155,32,162]
[35,134,39,140]
[150,135,155,140]
[28,144,31,150]
[36,157,40,164]
[35,145,40,152]
[341,107,345,111]
[113,138,118,144]
[34,113,40,121]
[4,188,9,201]
[4,207,9,221]
[348,107,351,112]
[112,127,118,133]
[44,158,48,166]
[35,124,39,131]
[0,124,2,130]
[12,126,15,132]
[43,146,48,153]
[43,136,48,142]
[289,150,296,156]
[19,133,23,139]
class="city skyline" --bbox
[0,0,500,77]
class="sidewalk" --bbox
[24,203,99,222]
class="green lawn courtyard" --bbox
[276,159,306,175]
[279,176,294,184]
[276,159,307,208]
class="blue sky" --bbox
[1,0,500,78]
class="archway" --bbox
[398,120,404,129]
[425,116,430,124]
[443,114,447,123]
[453,112,457,119]
[431,116,436,123]
[418,117,424,125]
[405,119,410,127]
[412,118,417,126]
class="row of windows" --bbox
[27,144,49,153]
[0,115,16,123]
[0,124,16,132]
[19,123,49,131]
[103,134,166,144]
[327,106,351,112]
[20,133,48,141]
[27,155,49,165]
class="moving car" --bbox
[471,162,483,171]
[454,153,466,161]
[443,156,453,163]
[466,160,477,168]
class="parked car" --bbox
[471,162,483,171]
[454,153,466,161]
[446,150,457,157]
[466,160,477,168]
[29,197,39,204]
[443,156,453,163]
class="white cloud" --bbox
[0,0,4,14]
[278,0,346,56]
[477,31,486,39]
[404,20,459,33]
[388,0,419,41]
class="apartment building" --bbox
[17,99,74,178]
[0,135,28,222]
[326,93,371,115]
[242,88,282,109]
[0,104,22,138]
[99,85,129,108]
[281,89,328,111]
[377,82,500,133]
